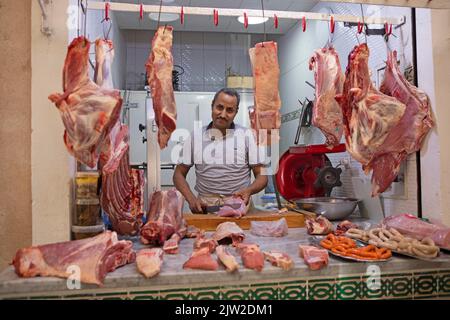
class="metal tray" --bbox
[309,236,391,263]
[344,233,446,262]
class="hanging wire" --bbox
[360,4,368,44]
[77,0,80,37]
[260,0,267,44]
[83,0,88,39]
[157,0,163,29]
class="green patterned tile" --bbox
[95,291,128,300]
[414,272,439,299]
[29,295,62,300]
[221,286,252,300]
[191,287,221,300]
[438,271,450,297]
[249,283,278,300]
[63,293,97,300]
[362,273,413,299]
[279,280,307,300]
[308,278,336,300]
[130,290,160,300]
[336,276,362,300]
[390,276,413,299]
[160,289,191,300]
[361,274,389,299]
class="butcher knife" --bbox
[202,203,242,213]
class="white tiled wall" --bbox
[276,2,420,216]
[123,30,278,91]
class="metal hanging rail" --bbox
[322,0,450,10]
[87,2,405,25]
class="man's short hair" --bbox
[211,88,240,110]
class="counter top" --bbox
[1,226,450,299]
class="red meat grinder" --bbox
[275,143,346,201]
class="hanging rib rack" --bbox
[88,2,406,25]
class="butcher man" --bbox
[173,88,268,214]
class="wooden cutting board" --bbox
[183,209,308,231]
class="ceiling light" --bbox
[148,12,179,22]
[237,16,269,25]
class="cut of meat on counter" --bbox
[216,245,239,272]
[12,231,135,286]
[298,245,329,271]
[163,233,183,254]
[136,248,164,278]
[336,43,406,196]
[382,214,450,249]
[370,50,434,195]
[309,47,345,148]
[194,235,218,253]
[93,38,145,237]
[48,36,122,168]
[249,41,281,145]
[185,225,203,239]
[263,251,294,271]
[212,222,245,246]
[140,189,187,253]
[236,243,265,272]
[217,197,247,218]
[335,220,359,236]
[250,218,288,237]
[145,25,177,149]
[183,247,219,271]
[305,216,334,235]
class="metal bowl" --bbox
[294,197,359,221]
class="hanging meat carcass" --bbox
[336,44,406,196]
[48,36,122,168]
[249,41,281,145]
[309,47,345,147]
[94,39,145,236]
[369,50,434,194]
[100,128,145,236]
[12,231,135,286]
[140,189,188,252]
[145,25,177,149]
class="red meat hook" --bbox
[385,22,392,36]
[357,20,363,34]
[302,16,306,32]
[213,9,219,26]
[181,6,184,25]
[274,14,278,29]
[330,15,335,33]
[139,3,144,20]
[244,12,248,29]
[105,2,110,21]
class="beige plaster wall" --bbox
[0,0,32,268]
[430,9,450,225]
[31,0,73,245]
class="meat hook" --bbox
[260,0,267,46]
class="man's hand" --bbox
[233,189,252,205]
[187,196,205,213]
